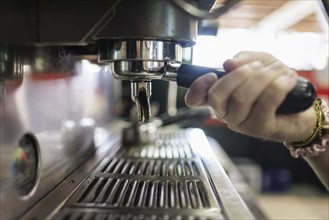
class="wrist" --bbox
[284,98,329,158]
[290,106,317,142]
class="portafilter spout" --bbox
[131,81,152,122]
[98,39,184,123]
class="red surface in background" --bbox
[4,72,72,96]
[298,70,328,100]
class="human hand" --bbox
[185,51,316,143]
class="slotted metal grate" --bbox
[99,158,200,176]
[53,130,226,219]
[73,177,210,209]
[60,211,220,220]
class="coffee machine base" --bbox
[20,127,258,220]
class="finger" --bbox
[238,72,298,140]
[207,60,263,119]
[223,51,277,72]
[224,60,291,127]
[185,72,218,107]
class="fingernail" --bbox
[233,53,243,59]
[203,73,217,86]
[250,61,263,69]
[286,70,295,78]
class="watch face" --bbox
[12,134,40,197]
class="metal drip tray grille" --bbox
[75,177,210,209]
[54,131,224,220]
[100,158,200,176]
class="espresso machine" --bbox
[0,0,324,219]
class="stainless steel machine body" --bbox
[1,0,200,123]
[20,128,254,220]
[1,0,263,219]
[0,47,119,219]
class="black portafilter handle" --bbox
[176,63,317,114]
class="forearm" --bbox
[304,148,329,191]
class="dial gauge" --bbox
[12,134,40,197]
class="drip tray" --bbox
[26,128,253,220]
